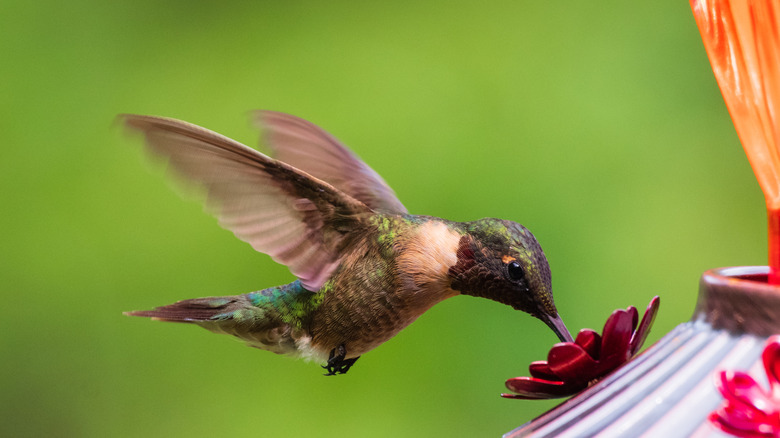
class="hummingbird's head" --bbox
[449,218,573,342]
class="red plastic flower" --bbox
[709,336,780,438]
[502,296,660,400]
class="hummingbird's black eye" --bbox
[507,261,524,282]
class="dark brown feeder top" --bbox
[695,266,780,336]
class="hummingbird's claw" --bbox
[322,344,360,375]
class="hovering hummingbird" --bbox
[122,111,573,375]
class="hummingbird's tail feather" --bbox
[124,296,245,322]
[124,294,309,357]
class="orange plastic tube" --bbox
[691,0,780,283]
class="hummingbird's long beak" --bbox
[542,313,574,343]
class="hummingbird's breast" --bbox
[307,217,462,358]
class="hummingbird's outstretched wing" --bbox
[121,115,373,291]
[253,111,408,215]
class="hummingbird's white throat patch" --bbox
[396,221,461,301]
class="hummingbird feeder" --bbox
[505,1,780,436]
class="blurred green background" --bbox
[1,1,766,437]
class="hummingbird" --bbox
[122,111,573,375]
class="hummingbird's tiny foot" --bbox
[322,344,360,375]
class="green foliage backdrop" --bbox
[1,1,765,436]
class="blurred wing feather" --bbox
[121,114,372,291]
[254,111,408,214]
